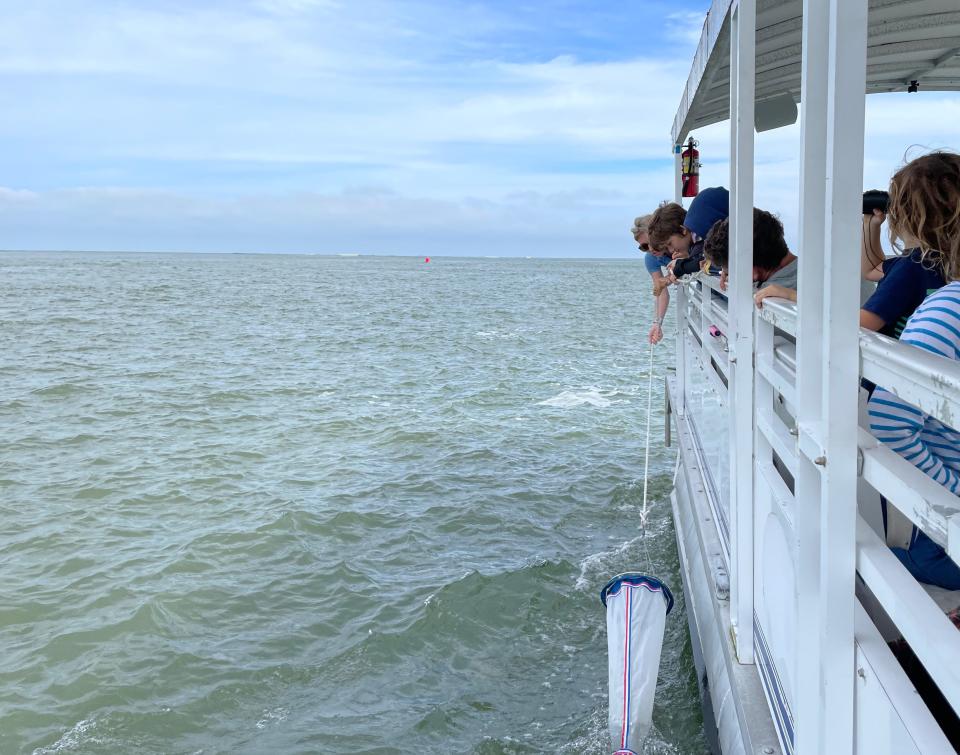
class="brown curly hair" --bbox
[703,208,790,271]
[648,202,687,250]
[703,217,729,268]
[887,151,960,280]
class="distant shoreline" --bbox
[0,249,642,261]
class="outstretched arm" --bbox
[754,284,796,308]
[648,272,669,344]
[861,210,886,281]
[869,387,960,494]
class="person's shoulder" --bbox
[920,280,960,306]
[880,250,940,283]
[766,257,798,286]
[904,282,960,345]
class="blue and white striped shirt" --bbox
[868,281,960,494]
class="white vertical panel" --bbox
[795,0,868,751]
[727,0,756,665]
[676,285,687,418]
[819,0,867,750]
[674,145,683,204]
[674,146,687,417]
[794,0,829,750]
[699,284,710,370]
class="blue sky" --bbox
[2,1,959,256]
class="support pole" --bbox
[819,0,867,748]
[674,145,687,417]
[795,0,829,746]
[728,0,756,665]
[796,0,867,751]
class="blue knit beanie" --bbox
[683,186,729,238]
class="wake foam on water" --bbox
[255,706,289,730]
[33,718,97,754]
[538,387,625,409]
[474,329,521,340]
[574,535,647,591]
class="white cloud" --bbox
[665,11,707,45]
[1,2,957,256]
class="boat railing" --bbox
[681,278,960,733]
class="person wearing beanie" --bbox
[684,186,730,238]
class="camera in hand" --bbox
[863,189,889,215]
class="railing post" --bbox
[796,0,867,751]
[728,0,756,665]
[674,144,687,417]
[795,0,828,747]
[675,285,687,418]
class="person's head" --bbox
[648,202,692,258]
[751,209,791,281]
[683,186,730,239]
[887,151,960,279]
[631,214,654,252]
[703,218,729,270]
[703,208,791,282]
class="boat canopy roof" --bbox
[672,0,960,145]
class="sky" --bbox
[2,0,958,257]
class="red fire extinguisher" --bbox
[681,136,700,198]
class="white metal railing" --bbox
[675,283,960,749]
[757,299,960,560]
[860,330,960,431]
[751,294,960,741]
[677,277,732,556]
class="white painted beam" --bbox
[728,0,757,666]
[794,0,829,750]
[813,0,869,751]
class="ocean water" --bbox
[0,252,706,754]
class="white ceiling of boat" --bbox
[671,0,960,144]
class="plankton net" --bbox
[600,573,674,755]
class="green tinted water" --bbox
[0,252,705,754]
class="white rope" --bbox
[639,341,656,532]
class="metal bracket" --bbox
[798,421,827,467]
[665,383,673,448]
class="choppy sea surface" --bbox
[1,252,705,754]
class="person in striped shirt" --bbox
[868,151,960,589]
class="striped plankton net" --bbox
[600,573,674,754]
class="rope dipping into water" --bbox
[640,270,701,534]
[639,341,656,532]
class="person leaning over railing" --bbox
[701,207,798,296]
[867,151,960,590]
[750,187,947,335]
[648,187,729,285]
[633,214,673,345]
[858,191,947,338]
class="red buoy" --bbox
[425,257,430,263]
